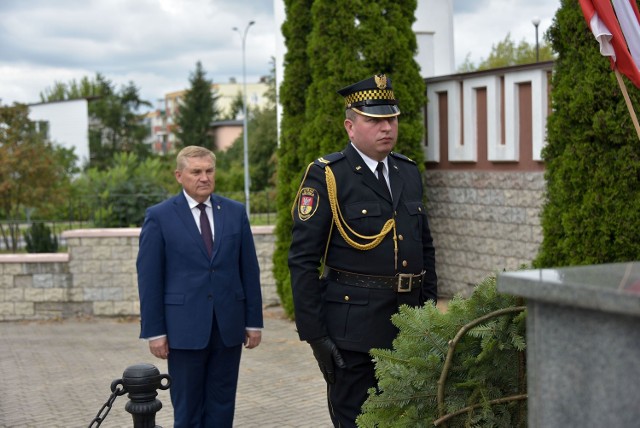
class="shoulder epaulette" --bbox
[389,151,416,164]
[314,152,345,168]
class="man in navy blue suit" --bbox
[137,145,263,428]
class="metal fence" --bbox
[0,189,277,253]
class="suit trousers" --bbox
[327,349,377,428]
[168,313,243,428]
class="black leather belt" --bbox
[324,266,424,293]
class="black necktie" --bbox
[376,162,391,198]
[197,203,213,258]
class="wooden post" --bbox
[614,67,640,141]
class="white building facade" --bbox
[28,99,90,168]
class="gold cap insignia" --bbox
[374,74,387,90]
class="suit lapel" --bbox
[173,193,212,261]
[210,195,224,261]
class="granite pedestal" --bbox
[498,262,640,428]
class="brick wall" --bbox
[425,170,545,298]
[0,226,277,321]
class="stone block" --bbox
[24,288,45,302]
[70,246,93,260]
[2,264,23,275]
[52,274,72,288]
[80,260,101,273]
[85,274,113,288]
[93,301,114,316]
[84,288,103,301]
[111,247,132,260]
[102,287,124,301]
[68,288,85,302]
[111,273,133,289]
[14,302,34,316]
[0,302,14,315]
[13,274,32,288]
[5,288,25,302]
[123,287,140,301]
[113,301,135,316]
[44,288,67,301]
[91,245,112,260]
[73,273,94,288]
[32,274,54,288]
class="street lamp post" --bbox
[532,17,541,62]
[233,20,255,218]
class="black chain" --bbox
[88,380,126,428]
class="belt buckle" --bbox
[397,274,412,293]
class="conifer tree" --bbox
[274,0,426,317]
[357,0,426,163]
[535,0,640,267]
[175,61,220,150]
[273,0,314,316]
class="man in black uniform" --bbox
[288,74,437,427]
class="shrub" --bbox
[24,222,59,253]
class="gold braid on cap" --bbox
[325,165,398,268]
[343,89,395,108]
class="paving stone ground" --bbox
[0,306,332,428]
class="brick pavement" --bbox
[0,306,332,428]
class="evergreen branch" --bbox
[368,391,438,405]
[436,306,526,423]
[423,327,448,356]
[432,394,528,426]
[372,351,409,365]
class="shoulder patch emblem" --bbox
[297,187,320,221]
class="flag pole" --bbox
[614,66,640,141]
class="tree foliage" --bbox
[274,0,426,318]
[273,0,314,317]
[40,73,152,170]
[534,0,640,267]
[40,73,112,102]
[0,104,76,251]
[222,91,245,120]
[72,152,176,227]
[458,33,555,73]
[357,275,526,427]
[175,61,221,151]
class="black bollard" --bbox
[113,363,171,428]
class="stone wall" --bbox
[0,226,277,321]
[425,170,545,298]
[0,169,546,319]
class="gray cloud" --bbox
[0,0,559,106]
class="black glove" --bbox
[308,336,346,384]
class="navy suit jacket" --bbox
[137,192,263,349]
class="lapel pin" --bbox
[355,165,362,170]
[217,205,221,210]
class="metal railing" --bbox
[1,189,276,253]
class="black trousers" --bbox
[327,349,377,428]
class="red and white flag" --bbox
[579,0,640,87]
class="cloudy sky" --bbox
[0,0,560,107]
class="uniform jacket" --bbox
[288,143,437,353]
[137,192,263,349]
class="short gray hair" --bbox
[176,146,216,170]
